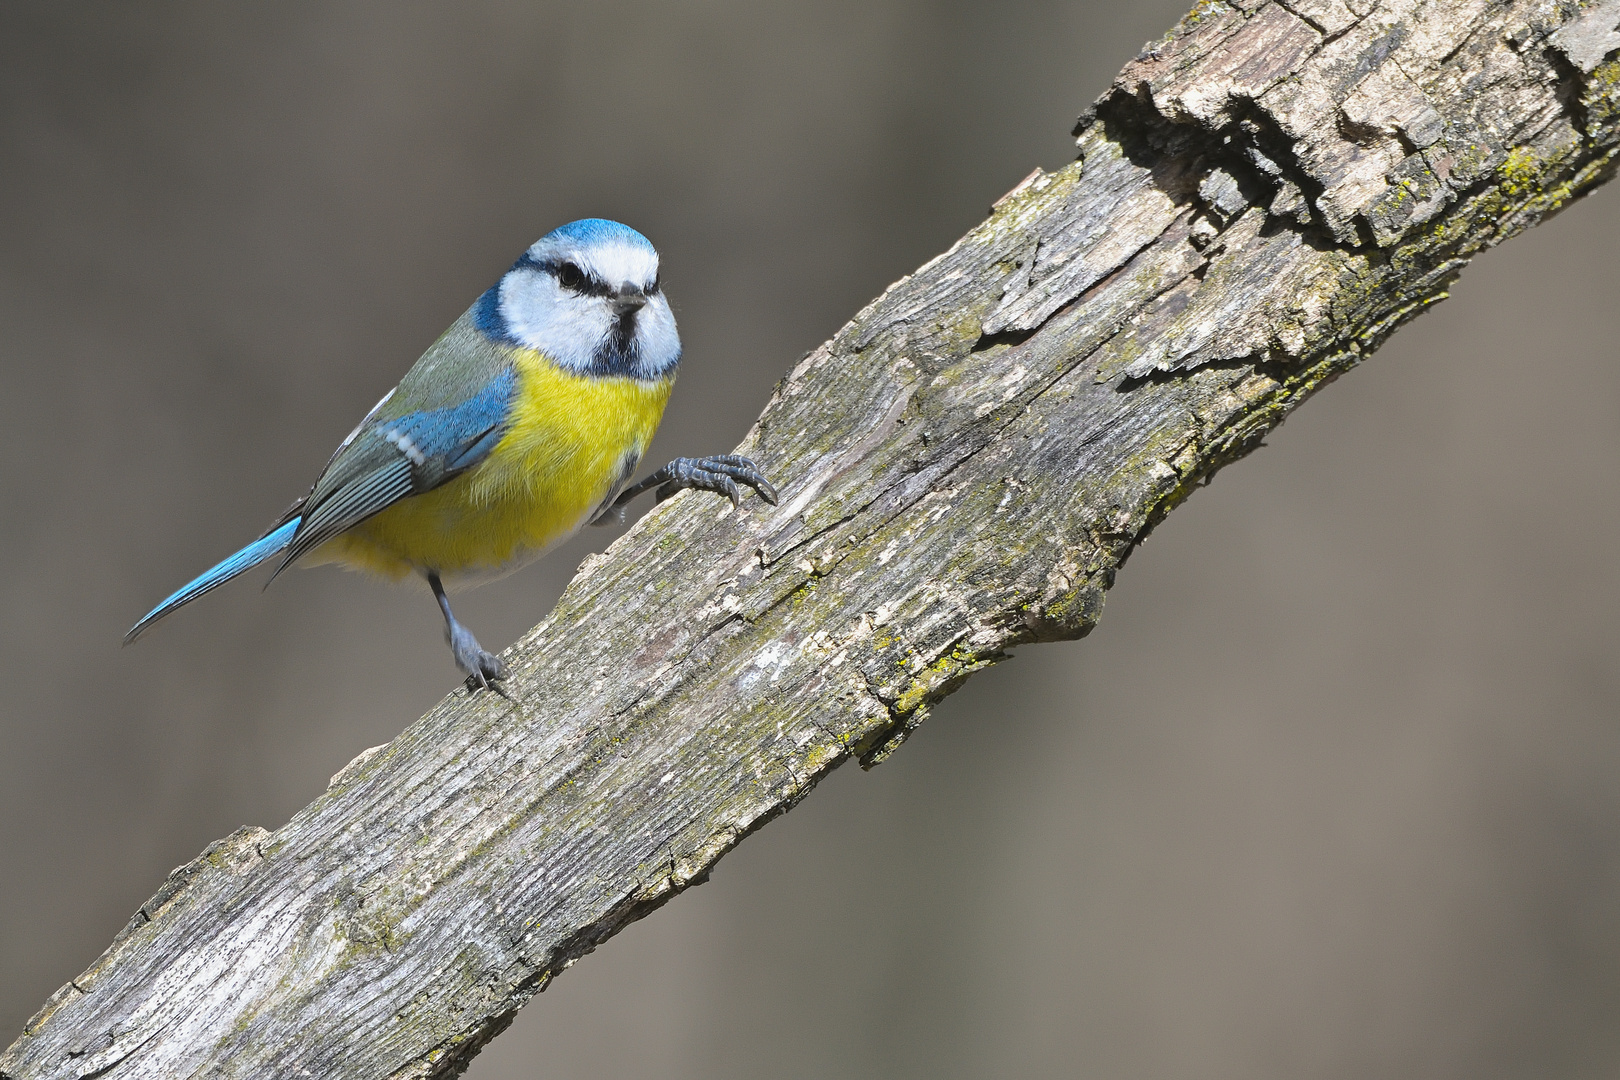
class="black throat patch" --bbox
[592,310,641,376]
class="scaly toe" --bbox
[447,622,508,695]
[693,456,777,506]
[461,651,511,697]
[645,455,778,509]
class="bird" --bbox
[126,218,776,692]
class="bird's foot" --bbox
[447,620,510,698]
[651,455,779,508]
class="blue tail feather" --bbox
[124,517,302,644]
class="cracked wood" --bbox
[8,0,1620,1076]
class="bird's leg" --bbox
[610,455,779,514]
[426,570,509,697]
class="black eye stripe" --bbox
[525,257,657,299]
[537,259,619,298]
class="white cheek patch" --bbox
[499,268,612,370]
[496,238,679,377]
[637,296,681,374]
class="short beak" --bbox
[610,289,647,316]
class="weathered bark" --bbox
[8,1,1620,1076]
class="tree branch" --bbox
[8,1,1620,1076]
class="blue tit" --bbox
[126,219,776,691]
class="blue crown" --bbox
[540,218,654,251]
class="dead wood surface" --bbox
[8,1,1620,1076]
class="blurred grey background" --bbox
[3,2,1619,1077]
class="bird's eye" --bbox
[557,262,584,290]
[648,273,661,295]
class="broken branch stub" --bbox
[7,1,1620,1076]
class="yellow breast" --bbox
[318,349,673,579]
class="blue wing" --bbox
[127,367,517,642]
[271,368,516,574]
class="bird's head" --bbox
[475,218,680,379]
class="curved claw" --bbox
[448,620,509,697]
[706,455,779,505]
[464,670,513,699]
[653,455,778,507]
[621,454,779,512]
